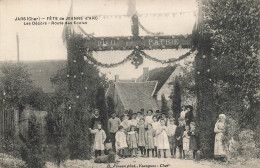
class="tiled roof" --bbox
[114,81,159,112]
[136,65,177,95]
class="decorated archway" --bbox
[65,0,215,158]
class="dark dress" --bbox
[174,125,185,147]
[188,130,198,150]
[185,111,193,126]
[91,116,104,129]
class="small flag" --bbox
[127,0,136,17]
[62,1,75,45]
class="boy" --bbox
[167,118,177,158]
[175,118,185,159]
[108,112,121,151]
[89,123,106,158]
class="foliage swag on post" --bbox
[66,34,91,159]
[192,0,218,159]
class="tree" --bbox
[45,94,69,168]
[170,78,181,120]
[193,0,260,158]
[0,63,33,119]
[50,34,109,159]
[95,86,108,132]
[20,114,45,168]
[0,63,48,137]
[161,94,169,116]
[106,96,115,117]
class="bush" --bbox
[0,138,22,158]
[238,130,257,159]
[19,114,45,168]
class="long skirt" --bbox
[183,137,190,151]
[157,132,170,150]
[214,133,226,157]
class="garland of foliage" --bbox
[85,52,134,68]
[139,49,195,64]
[85,49,195,68]
[138,21,163,36]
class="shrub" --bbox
[238,129,257,159]
[19,114,45,168]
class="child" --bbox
[151,116,159,157]
[89,123,106,158]
[115,126,128,159]
[120,115,131,132]
[182,125,190,159]
[145,110,153,127]
[167,118,177,158]
[136,111,142,123]
[145,124,155,157]
[188,122,198,159]
[137,118,146,157]
[180,106,187,119]
[161,113,168,126]
[156,119,170,158]
[127,126,138,157]
[130,112,138,127]
[175,118,185,159]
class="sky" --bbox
[0,0,197,79]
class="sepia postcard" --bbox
[0,0,259,168]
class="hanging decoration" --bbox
[85,52,134,68]
[131,49,143,68]
[84,49,195,68]
[139,49,195,64]
[138,21,163,36]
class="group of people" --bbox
[89,105,199,160]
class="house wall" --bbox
[156,66,184,100]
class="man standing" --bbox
[108,112,121,151]
[91,109,104,129]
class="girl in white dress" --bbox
[182,125,190,159]
[156,119,170,158]
[115,126,128,159]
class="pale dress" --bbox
[151,122,159,146]
[127,131,138,149]
[182,130,190,151]
[214,121,226,156]
[115,131,128,150]
[156,125,170,150]
[145,115,153,126]
[90,129,106,150]
[180,110,187,119]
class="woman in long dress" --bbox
[214,114,226,159]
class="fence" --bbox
[0,106,18,140]
[0,106,47,140]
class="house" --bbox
[106,64,189,117]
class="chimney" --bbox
[143,67,149,81]
[115,75,119,82]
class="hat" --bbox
[219,114,226,120]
